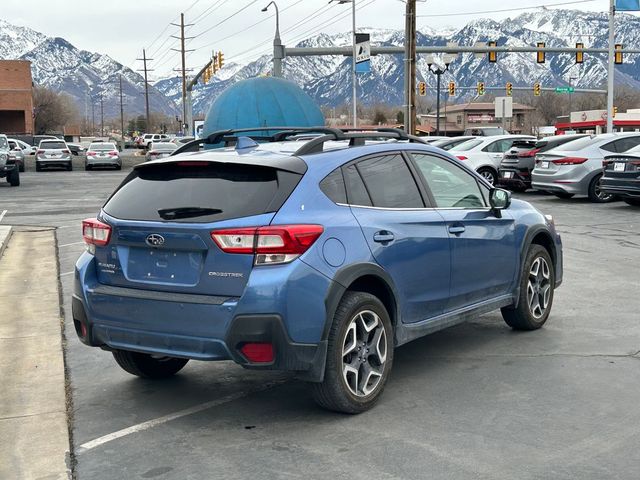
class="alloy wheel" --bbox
[527,257,552,319]
[479,170,496,185]
[594,177,613,201]
[341,310,388,397]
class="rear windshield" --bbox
[552,135,604,152]
[453,138,483,151]
[103,163,301,223]
[40,141,66,149]
[91,143,116,151]
[151,143,177,150]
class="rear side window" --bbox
[343,164,372,206]
[356,155,424,208]
[320,169,347,204]
[604,137,640,153]
[103,164,301,223]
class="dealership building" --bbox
[0,60,34,135]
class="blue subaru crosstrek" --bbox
[73,127,563,414]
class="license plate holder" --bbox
[540,161,550,169]
[614,162,626,172]
[502,171,514,179]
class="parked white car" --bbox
[531,132,640,202]
[449,134,536,185]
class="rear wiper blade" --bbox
[158,207,222,220]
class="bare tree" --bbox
[33,87,78,134]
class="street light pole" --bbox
[262,2,284,77]
[427,61,450,136]
[606,0,615,133]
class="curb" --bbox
[0,225,12,259]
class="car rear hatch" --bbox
[501,140,538,168]
[92,158,304,297]
[604,155,640,178]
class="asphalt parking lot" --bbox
[1,169,639,479]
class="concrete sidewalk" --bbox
[0,229,71,479]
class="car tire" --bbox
[624,198,640,206]
[587,173,615,203]
[85,165,91,171]
[115,164,121,170]
[35,162,42,172]
[112,350,189,379]
[552,192,574,199]
[477,167,497,186]
[311,291,393,414]
[7,168,20,187]
[19,163,25,173]
[502,244,554,331]
[67,162,73,171]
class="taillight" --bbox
[149,151,158,156]
[518,148,540,158]
[552,157,588,165]
[37,149,44,154]
[177,161,209,166]
[62,149,70,154]
[87,151,96,156]
[211,225,324,265]
[108,151,118,156]
[456,155,468,160]
[82,218,112,247]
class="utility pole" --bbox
[91,98,95,136]
[136,49,153,132]
[119,74,125,151]
[100,95,104,137]
[404,0,416,134]
[172,14,194,135]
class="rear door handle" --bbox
[448,225,466,235]
[373,231,395,243]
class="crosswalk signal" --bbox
[506,82,513,97]
[537,42,545,63]
[477,81,485,96]
[487,41,497,63]
[418,81,426,96]
[534,82,541,96]
[218,51,225,69]
[615,44,623,64]
[448,81,456,96]
[576,42,584,64]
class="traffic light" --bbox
[218,51,225,69]
[477,81,485,96]
[537,42,545,63]
[615,44,623,64]
[534,82,541,96]
[418,81,426,96]
[576,42,584,64]
[613,106,618,118]
[202,65,210,84]
[448,81,456,96]
[506,82,513,97]
[487,41,497,63]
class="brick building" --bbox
[0,60,34,135]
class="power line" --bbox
[192,0,261,39]
[191,0,230,24]
[416,0,597,17]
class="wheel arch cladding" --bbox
[530,230,556,266]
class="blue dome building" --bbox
[203,77,324,139]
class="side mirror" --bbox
[489,188,511,218]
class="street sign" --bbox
[555,87,575,93]
[355,33,370,73]
[495,96,513,119]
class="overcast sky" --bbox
[2,0,623,79]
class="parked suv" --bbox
[498,135,587,192]
[139,133,170,149]
[0,134,20,186]
[73,127,563,414]
[36,139,73,171]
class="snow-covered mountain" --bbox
[0,21,177,118]
[155,9,640,115]
[2,9,640,119]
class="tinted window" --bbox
[91,143,116,151]
[413,154,486,208]
[453,139,483,151]
[356,155,423,208]
[40,141,66,149]
[320,169,347,204]
[554,135,606,151]
[608,136,640,153]
[103,164,301,223]
[343,164,372,206]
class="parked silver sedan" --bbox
[36,139,72,171]
[532,133,640,202]
[145,142,177,161]
[85,142,121,170]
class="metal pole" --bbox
[100,95,104,137]
[142,49,150,132]
[501,98,506,132]
[119,75,125,151]
[606,0,615,133]
[180,13,187,135]
[408,0,416,135]
[91,99,95,136]
[436,72,441,136]
[264,2,283,77]
[351,0,357,127]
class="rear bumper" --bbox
[600,178,640,198]
[497,168,531,189]
[73,252,331,380]
[86,157,121,167]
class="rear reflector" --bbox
[455,155,468,160]
[552,157,588,165]
[240,343,274,363]
[82,218,112,246]
[211,225,324,265]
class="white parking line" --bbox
[59,271,74,277]
[0,210,7,222]
[77,379,286,453]
[58,241,84,248]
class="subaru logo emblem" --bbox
[145,234,165,247]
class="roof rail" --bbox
[170,126,428,157]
